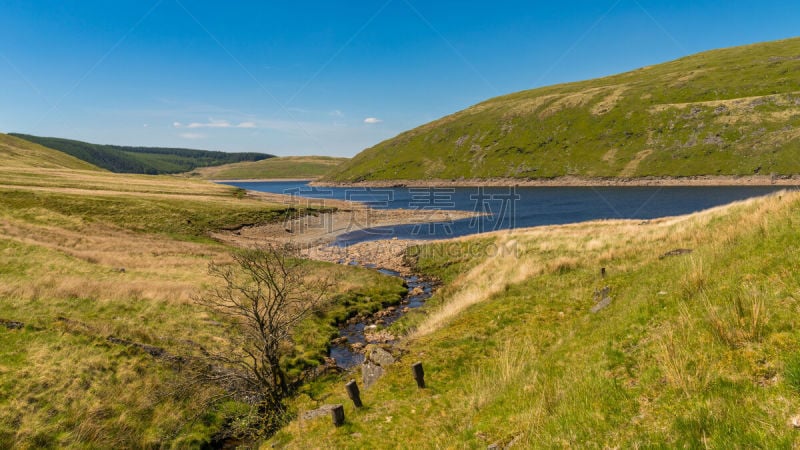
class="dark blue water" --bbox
[225,181,790,245]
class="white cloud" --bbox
[178,132,205,139]
[363,117,383,124]
[174,119,257,129]
[330,110,344,118]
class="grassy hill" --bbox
[0,133,102,171]
[274,190,800,447]
[325,37,800,182]
[9,133,273,175]
[187,155,348,180]
[0,134,406,447]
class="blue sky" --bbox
[1,1,799,156]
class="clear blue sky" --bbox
[1,0,799,156]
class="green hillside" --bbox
[0,133,101,171]
[9,133,273,175]
[187,155,348,180]
[325,37,800,182]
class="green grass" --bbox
[273,191,800,448]
[10,133,272,174]
[325,36,800,182]
[0,188,302,242]
[187,155,348,180]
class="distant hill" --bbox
[325,37,800,182]
[186,155,348,180]
[9,133,273,174]
[0,133,101,171]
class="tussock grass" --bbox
[463,340,536,412]
[704,286,770,348]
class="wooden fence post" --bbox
[331,404,345,427]
[412,362,425,388]
[345,380,363,408]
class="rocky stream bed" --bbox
[329,267,435,369]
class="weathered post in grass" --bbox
[412,362,425,388]
[331,404,345,427]
[345,380,363,408]
[600,267,606,278]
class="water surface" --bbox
[226,181,790,244]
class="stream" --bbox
[329,267,435,369]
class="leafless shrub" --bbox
[189,244,330,435]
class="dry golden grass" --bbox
[0,167,243,197]
[601,148,618,163]
[412,235,539,337]
[0,214,227,306]
[648,90,800,118]
[653,316,714,398]
[591,86,628,115]
[502,94,562,118]
[703,285,770,348]
[620,149,654,176]
[666,68,708,87]
[539,87,609,118]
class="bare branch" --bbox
[190,244,330,435]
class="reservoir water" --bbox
[226,181,791,245]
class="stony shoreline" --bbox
[304,238,427,274]
[210,177,313,183]
[212,208,471,251]
[311,174,800,188]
